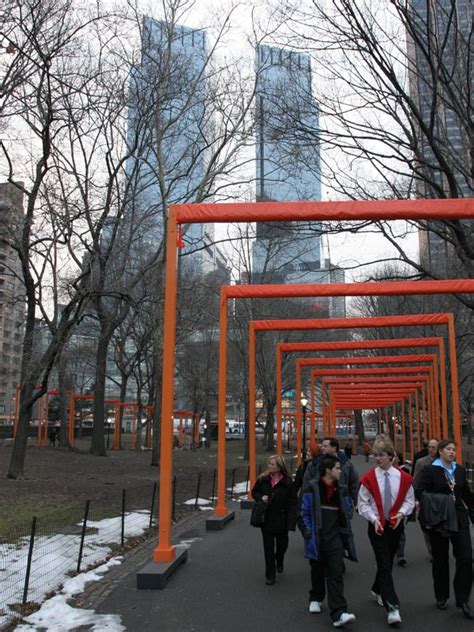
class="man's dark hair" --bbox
[323,436,339,450]
[320,454,339,476]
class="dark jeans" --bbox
[429,526,472,605]
[309,548,347,621]
[261,529,288,579]
[368,522,403,610]
[396,526,406,558]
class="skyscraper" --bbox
[0,183,25,423]
[253,44,345,316]
[408,1,473,272]
[125,17,215,270]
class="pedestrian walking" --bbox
[251,455,297,586]
[304,437,359,518]
[344,443,352,460]
[48,427,57,447]
[414,439,474,619]
[411,440,429,475]
[298,453,357,628]
[392,451,412,567]
[363,440,372,462]
[413,438,439,559]
[294,444,319,494]
[358,436,415,626]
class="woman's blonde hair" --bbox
[373,436,396,457]
[259,454,291,479]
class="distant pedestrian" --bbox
[411,440,429,475]
[251,455,297,586]
[363,441,372,462]
[392,451,412,567]
[304,437,359,518]
[48,428,57,447]
[294,444,319,494]
[344,443,352,460]
[358,437,415,626]
[414,439,474,619]
[298,453,357,627]
[413,438,439,559]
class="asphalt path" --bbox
[94,455,474,631]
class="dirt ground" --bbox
[0,436,276,539]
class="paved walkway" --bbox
[86,456,473,631]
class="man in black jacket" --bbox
[303,437,359,516]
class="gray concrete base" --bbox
[205,511,235,531]
[240,499,254,510]
[136,545,188,589]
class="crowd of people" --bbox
[251,435,474,628]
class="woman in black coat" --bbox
[252,455,297,585]
[414,439,474,619]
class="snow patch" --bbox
[183,497,210,505]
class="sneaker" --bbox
[387,609,402,625]
[333,612,356,627]
[309,601,321,613]
[371,590,384,607]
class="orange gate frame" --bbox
[155,198,474,563]
[307,355,439,449]
[275,336,448,463]
[310,364,434,450]
[250,312,453,464]
[218,281,472,528]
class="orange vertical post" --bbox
[401,399,406,463]
[415,391,421,450]
[438,339,448,438]
[447,315,462,450]
[276,348,282,455]
[408,394,414,463]
[154,206,179,563]
[295,364,302,465]
[247,322,256,500]
[310,372,315,447]
[214,288,230,517]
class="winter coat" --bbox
[251,475,297,534]
[294,459,310,494]
[303,451,359,516]
[414,462,474,526]
[297,477,357,562]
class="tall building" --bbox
[253,44,345,316]
[408,1,473,272]
[125,17,216,271]
[0,183,25,423]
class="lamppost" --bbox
[301,397,308,452]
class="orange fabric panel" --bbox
[302,354,436,365]
[227,279,474,299]
[174,198,474,224]
[280,338,440,352]
[253,312,449,331]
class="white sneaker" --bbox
[333,612,356,627]
[387,609,402,625]
[371,590,384,607]
[309,601,321,613]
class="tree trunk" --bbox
[118,377,128,449]
[57,352,71,448]
[205,408,211,449]
[265,400,275,452]
[90,332,109,456]
[135,387,143,451]
[7,382,35,478]
[355,410,364,447]
[243,400,249,461]
[151,363,163,467]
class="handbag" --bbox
[250,501,267,527]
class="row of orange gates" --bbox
[11,387,201,450]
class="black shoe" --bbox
[276,563,284,574]
[265,576,275,585]
[436,600,448,610]
[459,603,474,619]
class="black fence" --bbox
[0,465,249,630]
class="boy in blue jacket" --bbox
[298,454,357,628]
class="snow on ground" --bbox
[183,497,211,506]
[0,510,150,630]
[15,558,125,632]
[229,481,250,494]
